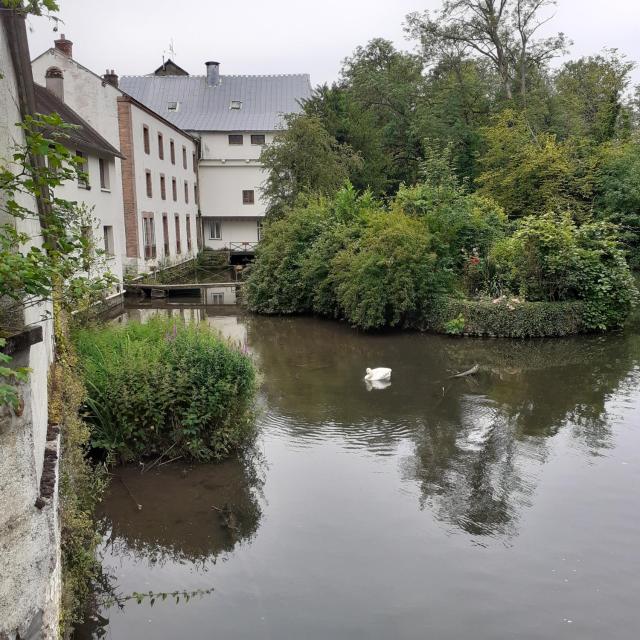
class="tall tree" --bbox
[554,52,635,143]
[259,114,361,218]
[406,0,568,101]
[339,39,426,193]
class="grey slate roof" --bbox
[34,84,123,159]
[119,74,312,132]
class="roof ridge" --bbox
[120,73,310,79]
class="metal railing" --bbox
[228,242,258,252]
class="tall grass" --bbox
[74,317,256,462]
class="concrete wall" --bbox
[129,102,199,270]
[1,17,59,640]
[202,216,260,250]
[198,132,272,221]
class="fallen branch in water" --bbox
[450,364,480,379]
[141,442,177,474]
[118,475,142,511]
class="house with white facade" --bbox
[34,83,125,289]
[116,93,199,270]
[31,36,199,275]
[120,60,312,255]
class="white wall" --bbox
[31,49,121,147]
[130,103,199,270]
[203,217,260,250]
[1,22,59,639]
[31,49,127,282]
[198,132,272,220]
[200,131,274,160]
[199,164,266,218]
[54,154,124,287]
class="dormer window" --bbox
[230,100,243,110]
[167,101,179,112]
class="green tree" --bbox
[331,212,451,329]
[259,114,361,219]
[339,39,426,192]
[595,140,640,267]
[476,109,594,218]
[406,0,568,101]
[413,56,495,181]
[554,52,635,143]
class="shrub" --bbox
[423,297,586,338]
[595,141,640,268]
[490,214,579,301]
[245,185,375,315]
[489,214,637,330]
[330,212,452,329]
[395,148,507,272]
[74,317,256,462]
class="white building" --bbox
[34,83,125,289]
[120,60,312,255]
[31,36,199,276]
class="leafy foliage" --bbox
[595,140,640,268]
[259,114,361,219]
[490,214,637,329]
[74,318,257,462]
[331,212,449,329]
[0,113,116,316]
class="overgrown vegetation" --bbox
[49,308,107,637]
[248,172,636,335]
[252,0,640,335]
[74,317,257,462]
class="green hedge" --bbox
[74,317,256,462]
[422,297,586,338]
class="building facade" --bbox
[32,37,199,276]
[120,61,312,254]
[34,83,125,289]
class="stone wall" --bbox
[0,14,60,640]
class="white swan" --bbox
[365,379,392,392]
[364,367,392,382]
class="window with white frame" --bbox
[103,225,114,255]
[99,158,110,190]
[257,219,263,241]
[210,220,222,240]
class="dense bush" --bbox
[595,141,640,268]
[331,212,450,328]
[423,297,586,338]
[247,184,636,335]
[245,186,376,316]
[490,214,637,330]
[74,317,256,462]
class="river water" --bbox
[79,303,640,639]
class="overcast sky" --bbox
[27,0,640,86]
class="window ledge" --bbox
[101,188,111,193]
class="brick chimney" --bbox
[103,69,119,88]
[54,33,73,57]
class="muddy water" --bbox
[80,305,640,639]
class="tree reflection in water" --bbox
[247,314,640,540]
[98,454,263,567]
